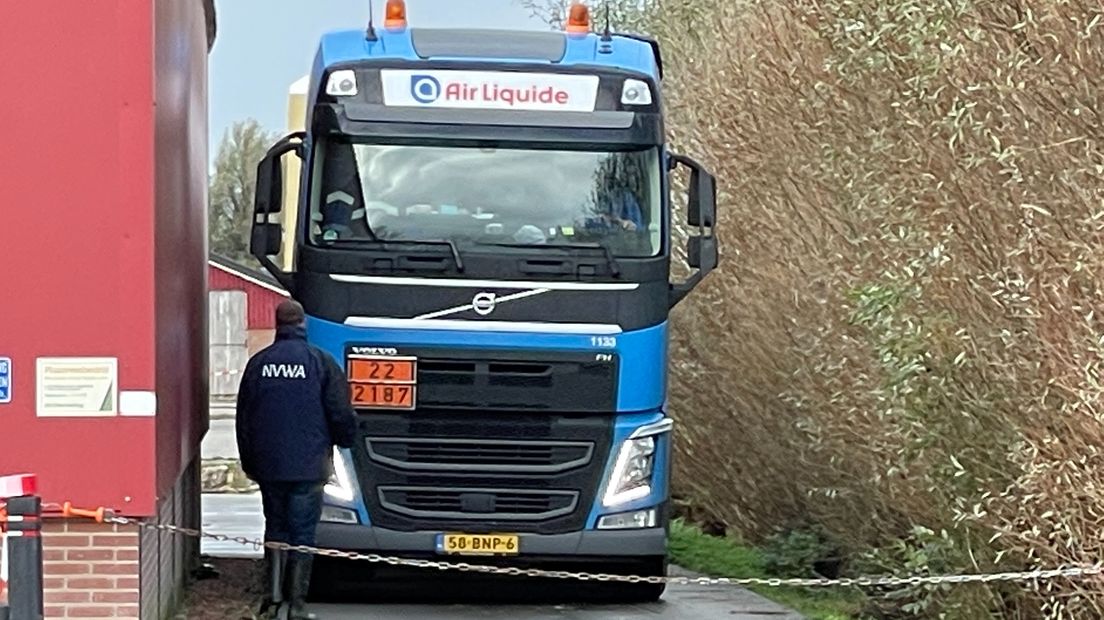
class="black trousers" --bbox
[259,480,325,547]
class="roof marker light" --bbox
[566,2,590,34]
[326,70,359,96]
[385,0,407,30]
[621,79,652,105]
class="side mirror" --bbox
[687,167,716,228]
[254,150,284,216]
[668,151,720,308]
[251,132,305,291]
[251,222,283,257]
[669,153,716,228]
[687,235,718,271]
[253,133,303,218]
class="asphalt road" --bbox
[200,493,803,619]
[306,592,800,619]
[305,586,801,619]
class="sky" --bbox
[208,0,550,155]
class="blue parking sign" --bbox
[0,357,10,404]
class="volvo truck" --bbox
[251,0,718,601]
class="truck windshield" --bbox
[308,140,663,258]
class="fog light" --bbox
[597,509,657,530]
[321,506,359,524]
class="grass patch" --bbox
[668,519,863,620]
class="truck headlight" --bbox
[602,418,672,507]
[324,447,355,502]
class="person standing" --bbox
[235,299,357,619]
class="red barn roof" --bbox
[208,254,289,329]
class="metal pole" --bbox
[5,496,42,620]
[1,509,9,620]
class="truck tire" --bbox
[601,556,668,603]
[621,580,667,603]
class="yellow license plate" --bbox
[438,533,519,555]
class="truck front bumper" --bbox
[315,523,667,558]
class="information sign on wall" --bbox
[36,357,118,417]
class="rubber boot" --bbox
[258,548,286,616]
[287,553,317,620]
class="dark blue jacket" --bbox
[235,325,357,483]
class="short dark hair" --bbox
[276,299,306,327]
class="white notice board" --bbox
[36,357,118,417]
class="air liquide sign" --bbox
[380,69,599,112]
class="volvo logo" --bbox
[350,346,400,356]
[472,292,497,316]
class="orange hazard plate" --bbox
[348,355,416,410]
[347,356,416,383]
[351,383,415,409]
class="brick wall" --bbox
[140,458,201,619]
[43,521,141,619]
[40,458,200,620]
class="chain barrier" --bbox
[63,509,1102,590]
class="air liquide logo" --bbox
[410,73,568,107]
[383,69,600,112]
[410,75,442,104]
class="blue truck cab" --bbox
[250,0,718,601]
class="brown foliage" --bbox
[524,0,1104,615]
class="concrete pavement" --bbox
[201,417,239,460]
[200,493,264,558]
[200,493,804,619]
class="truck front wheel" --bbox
[600,556,668,603]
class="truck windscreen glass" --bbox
[308,141,663,258]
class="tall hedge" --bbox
[526,0,1104,615]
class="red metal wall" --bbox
[154,0,210,500]
[0,0,157,515]
[208,265,289,330]
[0,0,211,517]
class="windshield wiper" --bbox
[325,238,465,272]
[478,241,621,278]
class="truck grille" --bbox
[377,486,578,520]
[365,437,594,473]
[366,347,618,412]
[352,411,613,534]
